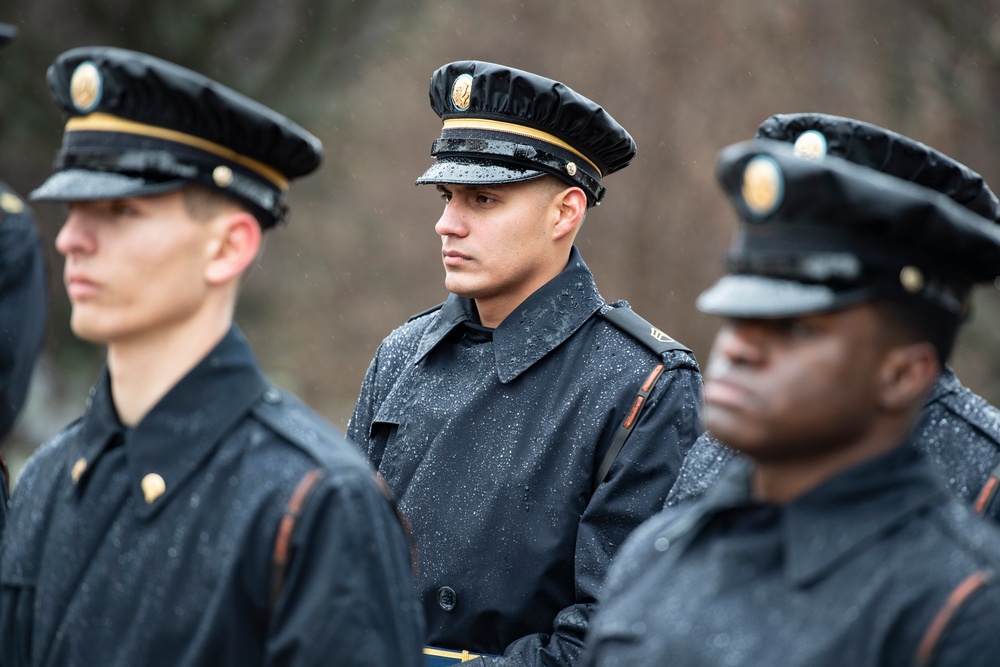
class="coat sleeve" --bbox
[263,469,426,667]
[482,360,704,666]
[0,204,47,440]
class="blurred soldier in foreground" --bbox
[0,47,423,666]
[583,127,1000,665]
[667,114,1000,523]
[348,61,702,665]
[0,23,47,537]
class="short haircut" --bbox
[182,186,240,222]
[871,297,961,363]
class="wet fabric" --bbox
[349,248,703,665]
[666,366,1000,522]
[584,444,1000,666]
[0,327,424,667]
[0,179,46,535]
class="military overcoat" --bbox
[348,248,702,664]
[0,328,424,667]
[584,444,1000,666]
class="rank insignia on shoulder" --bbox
[650,326,675,343]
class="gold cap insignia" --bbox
[212,165,234,188]
[71,457,88,484]
[741,156,783,216]
[0,192,24,214]
[650,326,675,343]
[141,473,166,504]
[900,266,924,293]
[566,162,577,177]
[452,73,473,111]
[70,61,103,113]
[793,130,827,160]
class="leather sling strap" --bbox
[592,362,665,491]
[269,468,323,610]
[973,462,1000,516]
[913,569,993,667]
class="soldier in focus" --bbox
[348,61,702,665]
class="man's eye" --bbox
[476,194,495,204]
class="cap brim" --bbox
[29,169,188,203]
[415,157,545,186]
[696,275,873,318]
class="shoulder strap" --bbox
[270,468,324,610]
[973,462,1000,516]
[600,305,691,355]
[592,362,666,491]
[912,569,994,667]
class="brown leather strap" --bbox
[270,468,323,610]
[592,363,665,491]
[913,569,993,667]
[973,462,1000,515]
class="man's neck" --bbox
[749,419,916,504]
[106,313,232,427]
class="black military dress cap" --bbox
[696,137,1000,319]
[415,60,636,206]
[30,46,324,228]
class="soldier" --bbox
[347,61,703,665]
[0,23,47,536]
[0,47,424,666]
[666,114,1000,521]
[583,130,1000,665]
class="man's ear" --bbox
[204,211,262,286]
[551,186,587,242]
[877,341,940,412]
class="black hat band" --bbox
[56,130,289,227]
[442,118,601,175]
[66,113,289,190]
[431,136,606,204]
[728,225,973,315]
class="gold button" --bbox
[900,266,924,293]
[141,473,166,504]
[212,165,234,188]
[71,458,88,484]
[566,162,578,177]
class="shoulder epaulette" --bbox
[407,302,445,323]
[600,303,691,355]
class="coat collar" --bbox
[698,444,949,587]
[413,246,605,383]
[72,326,270,517]
[925,365,960,405]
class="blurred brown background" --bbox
[3,0,1000,474]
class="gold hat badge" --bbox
[452,73,473,111]
[741,156,784,216]
[793,130,828,160]
[70,61,103,113]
